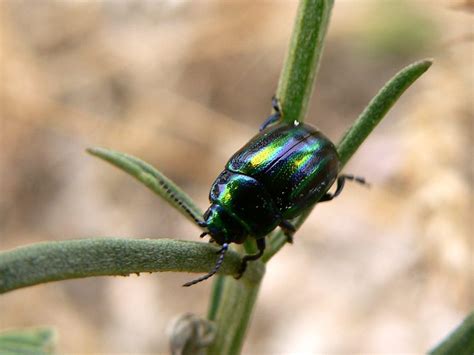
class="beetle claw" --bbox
[259,96,282,131]
[235,262,246,279]
[234,238,266,279]
[279,220,296,243]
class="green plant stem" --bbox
[207,279,261,355]
[429,311,474,355]
[207,275,225,321]
[207,1,334,353]
[277,0,334,123]
[0,238,264,294]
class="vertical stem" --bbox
[207,275,225,321]
[207,279,261,355]
[206,0,335,353]
[277,0,334,124]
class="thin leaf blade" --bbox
[87,147,204,227]
[337,59,433,167]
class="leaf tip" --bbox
[415,58,434,71]
[86,147,105,157]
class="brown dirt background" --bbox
[0,0,472,353]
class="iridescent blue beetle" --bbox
[183,98,366,286]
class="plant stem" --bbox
[207,275,225,321]
[277,0,334,124]
[0,238,264,294]
[207,1,334,353]
[207,279,262,355]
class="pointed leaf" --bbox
[87,147,204,227]
[337,59,433,167]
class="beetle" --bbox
[182,97,366,287]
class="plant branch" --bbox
[0,238,264,294]
[207,279,261,355]
[277,0,334,124]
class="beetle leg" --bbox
[259,96,282,131]
[271,95,281,112]
[319,175,346,202]
[279,220,296,244]
[319,174,369,202]
[235,238,266,279]
[260,114,280,131]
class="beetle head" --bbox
[203,204,246,245]
[183,204,247,287]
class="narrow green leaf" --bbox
[337,59,433,168]
[87,147,204,227]
[0,238,264,294]
[0,328,55,355]
[429,311,474,355]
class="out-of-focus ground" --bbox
[0,0,472,353]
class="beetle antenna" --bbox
[182,243,229,287]
[341,174,370,188]
[156,178,206,228]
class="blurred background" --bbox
[0,0,472,353]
